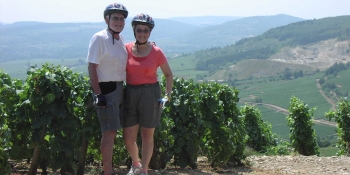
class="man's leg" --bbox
[101,130,117,175]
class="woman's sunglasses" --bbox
[136,28,150,34]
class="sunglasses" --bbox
[111,16,125,22]
[136,28,150,34]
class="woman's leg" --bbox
[140,127,155,173]
[123,124,140,163]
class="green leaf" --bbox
[44,93,55,104]
[44,135,50,142]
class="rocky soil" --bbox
[145,155,350,175]
[11,155,350,175]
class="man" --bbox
[86,3,128,175]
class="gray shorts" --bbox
[95,82,124,132]
[123,82,162,128]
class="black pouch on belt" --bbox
[99,82,117,95]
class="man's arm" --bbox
[88,63,101,94]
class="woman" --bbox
[123,13,173,175]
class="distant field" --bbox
[324,69,350,100]
[237,73,331,119]
[250,105,337,142]
[0,58,85,80]
[319,147,339,157]
[209,59,316,80]
[254,105,290,139]
[165,54,207,79]
[0,55,207,80]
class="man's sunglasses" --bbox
[111,17,125,22]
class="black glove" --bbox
[95,94,106,107]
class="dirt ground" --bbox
[10,155,350,175]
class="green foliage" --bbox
[155,77,245,168]
[199,83,245,167]
[3,67,250,172]
[325,98,350,155]
[325,62,348,76]
[149,78,176,169]
[286,96,320,156]
[16,64,81,171]
[0,71,21,174]
[150,114,175,169]
[8,63,105,174]
[165,78,202,168]
[267,139,291,155]
[241,104,277,152]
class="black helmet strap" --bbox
[107,15,120,45]
[135,40,148,52]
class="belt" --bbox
[107,81,123,83]
[126,82,159,88]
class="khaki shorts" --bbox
[95,82,124,132]
[123,82,161,128]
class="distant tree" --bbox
[318,78,325,85]
[296,70,304,77]
[292,70,304,78]
[208,64,216,74]
[321,82,337,90]
[255,97,263,104]
[78,59,85,65]
[283,68,293,80]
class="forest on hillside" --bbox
[194,16,350,73]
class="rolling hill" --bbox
[192,15,350,78]
[0,14,303,62]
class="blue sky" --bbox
[0,0,349,23]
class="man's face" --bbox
[106,13,125,32]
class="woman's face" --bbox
[134,24,151,42]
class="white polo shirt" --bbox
[86,29,128,82]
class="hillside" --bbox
[208,39,350,80]
[168,16,243,26]
[0,14,302,62]
[195,15,350,74]
[0,19,196,62]
[176,14,303,50]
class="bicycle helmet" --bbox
[104,3,128,19]
[131,13,155,29]
[131,14,155,51]
[104,3,128,44]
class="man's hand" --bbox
[95,94,106,107]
